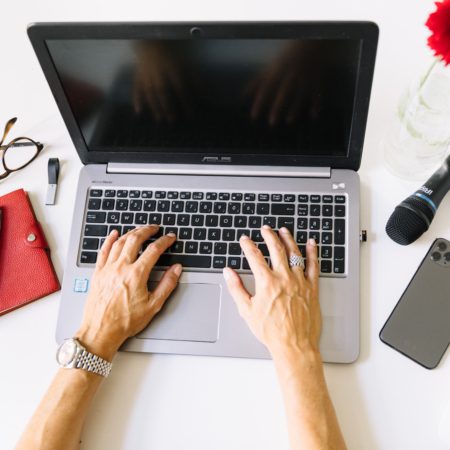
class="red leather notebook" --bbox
[0,189,60,315]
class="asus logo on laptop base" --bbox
[202,156,232,163]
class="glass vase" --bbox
[383,58,450,180]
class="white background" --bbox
[1,1,450,449]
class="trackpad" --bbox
[137,283,221,343]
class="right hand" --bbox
[223,226,321,359]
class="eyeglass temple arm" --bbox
[0,118,17,147]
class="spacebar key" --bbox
[156,254,212,268]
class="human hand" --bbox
[223,226,321,360]
[76,225,182,360]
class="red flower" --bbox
[426,0,450,65]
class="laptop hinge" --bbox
[107,163,331,178]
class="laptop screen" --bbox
[45,38,361,159]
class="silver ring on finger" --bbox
[289,254,305,270]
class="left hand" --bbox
[76,225,182,360]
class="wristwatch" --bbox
[56,338,112,377]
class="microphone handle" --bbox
[413,154,450,212]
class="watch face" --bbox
[57,340,77,366]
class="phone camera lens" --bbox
[431,251,442,261]
[438,241,447,251]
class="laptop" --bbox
[28,21,378,363]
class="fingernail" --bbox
[308,238,316,246]
[109,229,118,236]
[172,264,182,276]
[149,223,159,228]
[223,267,232,280]
[167,232,176,237]
[240,234,249,240]
[279,227,289,234]
[262,224,271,230]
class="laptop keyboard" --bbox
[80,188,347,276]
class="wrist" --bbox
[270,345,323,377]
[74,328,120,362]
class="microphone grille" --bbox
[385,197,433,245]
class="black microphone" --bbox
[386,154,450,245]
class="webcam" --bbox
[190,27,203,38]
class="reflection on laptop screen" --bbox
[46,39,361,157]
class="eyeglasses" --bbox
[0,117,44,180]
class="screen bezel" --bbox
[28,21,378,171]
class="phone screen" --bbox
[380,238,450,369]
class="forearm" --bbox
[273,348,347,450]
[15,369,103,450]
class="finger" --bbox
[120,225,160,263]
[277,227,305,279]
[138,232,177,277]
[148,264,182,314]
[107,229,134,263]
[223,267,251,318]
[261,225,290,275]
[239,234,271,279]
[96,229,119,269]
[305,238,319,289]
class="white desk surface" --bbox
[1,1,450,449]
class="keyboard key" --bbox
[236,229,250,239]
[321,260,332,273]
[214,242,227,254]
[102,199,115,210]
[228,203,241,214]
[82,238,99,250]
[143,200,156,211]
[172,201,184,212]
[85,225,107,236]
[86,211,106,223]
[130,200,143,211]
[309,231,320,243]
[213,256,226,268]
[244,193,255,201]
[157,200,170,212]
[263,216,276,228]
[258,193,269,201]
[123,226,135,234]
[129,190,140,198]
[297,205,308,216]
[298,194,309,202]
[155,191,166,199]
[322,205,333,216]
[231,193,242,201]
[205,215,218,227]
[208,229,221,241]
[179,228,192,240]
[249,216,261,228]
[284,194,295,202]
[157,254,212,268]
[229,243,241,255]
[335,195,346,204]
[163,214,176,225]
[297,218,308,229]
[194,228,207,240]
[322,219,333,231]
[257,203,270,215]
[136,213,148,225]
[322,232,332,245]
[310,218,320,230]
[109,225,122,235]
[170,241,184,253]
[180,192,191,199]
[186,242,199,253]
[206,192,217,200]
[116,199,129,210]
[335,205,346,217]
[334,219,345,245]
[107,213,120,224]
[220,216,233,227]
[228,257,241,270]
[219,193,230,200]
[310,195,320,203]
[193,192,204,200]
[272,204,295,215]
[167,191,178,199]
[141,191,153,198]
[88,199,101,210]
[80,251,97,264]
[177,214,190,226]
[200,202,212,213]
[223,229,236,241]
[192,215,204,227]
[186,201,198,213]
[310,205,320,216]
[242,203,255,214]
[149,213,162,224]
[243,258,250,270]
[117,190,128,198]
[89,189,102,197]
[200,242,213,254]
[334,247,345,273]
[296,231,307,243]
[271,194,282,202]
[105,189,116,197]
[251,230,263,242]
[214,202,226,214]
[321,246,332,259]
[165,227,178,236]
[258,244,269,256]
[277,217,295,233]
[234,216,247,228]
[121,213,134,224]
[322,195,333,203]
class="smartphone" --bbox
[380,238,450,369]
